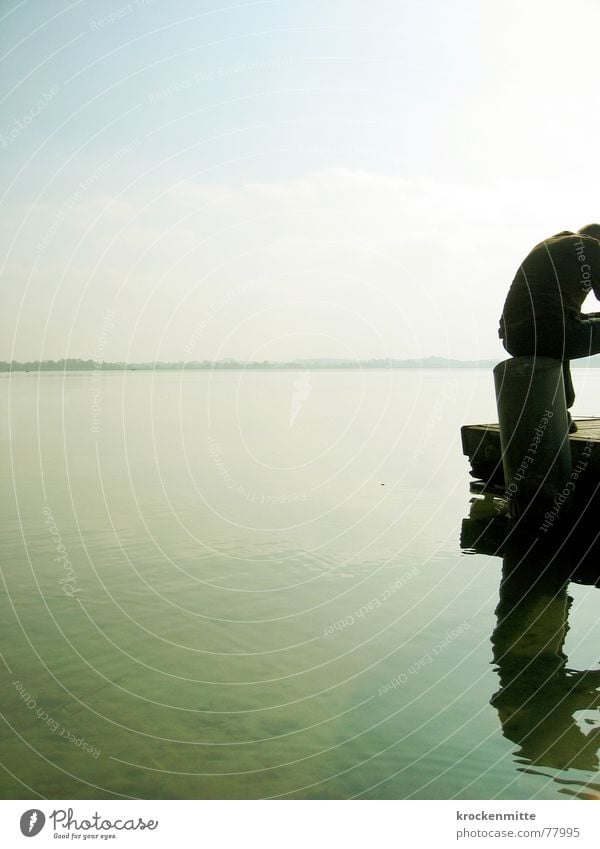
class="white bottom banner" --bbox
[0,800,597,848]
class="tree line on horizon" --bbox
[1,356,500,371]
[2,356,600,371]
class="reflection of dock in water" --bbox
[461,498,600,799]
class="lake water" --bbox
[1,368,600,800]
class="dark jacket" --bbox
[499,231,600,341]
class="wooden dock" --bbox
[462,417,600,493]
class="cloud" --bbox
[3,167,599,361]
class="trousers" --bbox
[501,314,600,409]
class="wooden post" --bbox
[493,357,572,519]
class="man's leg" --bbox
[562,318,600,429]
[503,316,600,415]
[562,361,578,431]
[503,321,580,422]
[562,361,575,409]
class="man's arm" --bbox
[589,238,600,302]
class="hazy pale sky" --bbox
[2,0,600,362]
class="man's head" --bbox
[578,223,600,241]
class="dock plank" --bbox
[462,417,600,489]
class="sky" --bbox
[2,0,600,362]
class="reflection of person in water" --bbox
[491,540,600,771]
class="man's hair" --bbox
[578,223,600,240]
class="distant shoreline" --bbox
[1,357,500,372]
[3,356,600,372]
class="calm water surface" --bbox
[1,369,599,799]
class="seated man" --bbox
[499,224,600,432]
